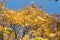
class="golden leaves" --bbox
[0,3,59,40]
[22,34,28,40]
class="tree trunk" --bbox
[0,31,3,40]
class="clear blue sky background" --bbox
[4,0,60,15]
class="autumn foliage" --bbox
[0,2,60,40]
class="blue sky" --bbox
[4,0,60,15]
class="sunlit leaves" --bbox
[22,34,28,40]
[7,28,14,33]
[0,2,59,40]
[32,37,44,40]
